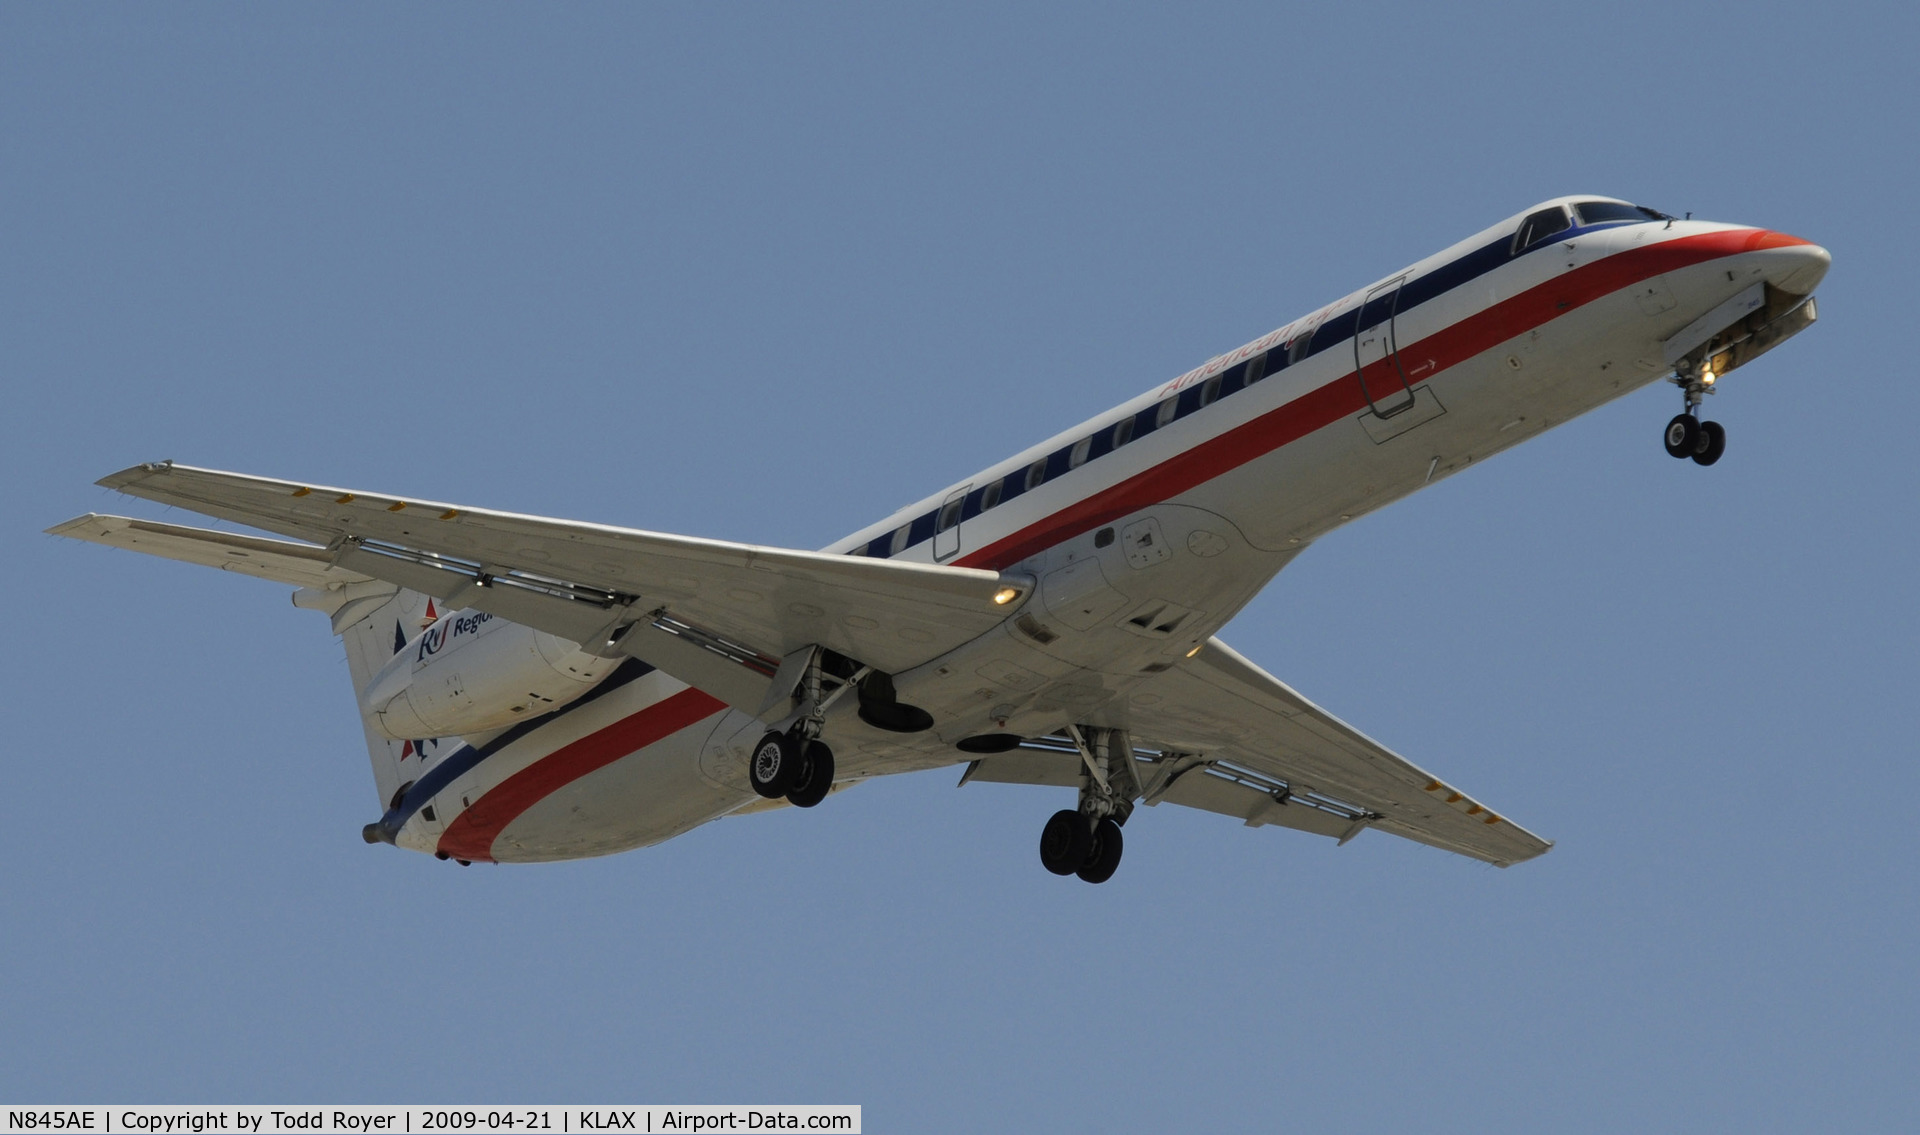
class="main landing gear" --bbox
[1664,364,1727,466]
[1035,725,1138,884]
[750,729,836,808]
[1039,809,1124,883]
[749,646,842,808]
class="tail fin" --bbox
[295,583,444,811]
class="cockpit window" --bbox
[1512,206,1572,254]
[1575,200,1660,226]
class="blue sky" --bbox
[4,3,1915,1129]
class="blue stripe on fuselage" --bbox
[376,657,656,842]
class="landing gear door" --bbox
[1353,276,1416,418]
[933,484,970,561]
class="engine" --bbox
[360,608,620,740]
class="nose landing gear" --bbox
[1664,413,1726,465]
[1663,365,1727,466]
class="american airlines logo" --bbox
[416,611,493,661]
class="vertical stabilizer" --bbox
[294,582,444,810]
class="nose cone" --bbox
[1749,229,1831,296]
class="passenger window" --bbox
[1155,396,1178,428]
[981,481,1002,510]
[1026,457,1048,490]
[1068,436,1092,470]
[1512,206,1571,254]
[1245,351,1267,385]
[889,523,911,554]
[1112,416,1134,448]
[937,498,963,533]
[1199,374,1222,408]
[1286,318,1322,364]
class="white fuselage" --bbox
[377,199,1828,863]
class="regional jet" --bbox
[52,196,1829,881]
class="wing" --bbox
[1117,638,1550,865]
[89,462,1026,715]
[967,637,1552,866]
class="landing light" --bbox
[993,586,1021,605]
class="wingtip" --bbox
[95,460,174,491]
[44,514,111,537]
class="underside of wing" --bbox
[997,638,1553,866]
[89,462,1028,715]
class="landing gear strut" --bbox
[1664,364,1726,466]
[1035,725,1138,884]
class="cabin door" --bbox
[932,485,970,561]
[1353,276,1417,418]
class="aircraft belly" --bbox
[487,733,753,863]
[393,666,748,863]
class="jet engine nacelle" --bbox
[360,608,619,741]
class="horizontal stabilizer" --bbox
[47,513,373,591]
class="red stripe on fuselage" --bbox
[436,687,727,862]
[955,228,1792,571]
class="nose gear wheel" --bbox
[1663,414,1700,458]
[1693,420,1726,465]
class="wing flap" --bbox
[962,741,1373,842]
[961,751,1083,788]
[1153,765,1360,840]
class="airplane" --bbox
[50,195,1829,882]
